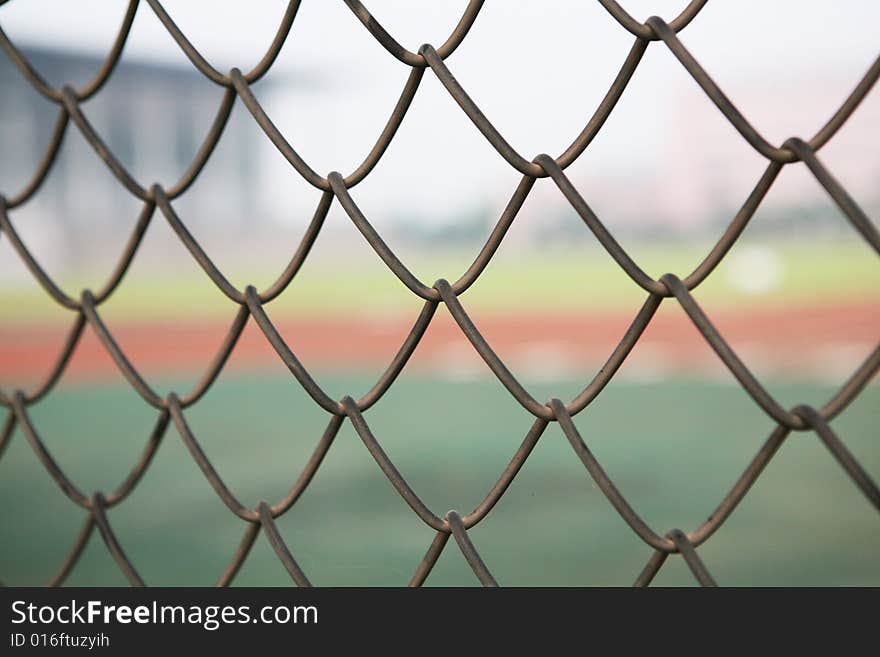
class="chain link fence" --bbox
[1,0,878,587]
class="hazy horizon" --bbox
[2,1,878,230]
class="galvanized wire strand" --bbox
[143,0,304,87]
[216,522,261,587]
[0,0,877,587]
[446,510,498,587]
[342,0,485,68]
[0,412,15,458]
[793,405,880,510]
[11,391,170,511]
[409,530,450,587]
[2,313,85,407]
[13,391,91,509]
[258,502,312,587]
[46,515,95,587]
[0,0,139,103]
[667,529,717,587]
[91,492,145,587]
[6,109,69,208]
[597,0,709,40]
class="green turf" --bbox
[1,372,877,586]
[2,237,877,324]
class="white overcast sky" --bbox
[1,1,878,225]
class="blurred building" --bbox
[0,45,265,275]
[3,44,876,279]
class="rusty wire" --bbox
[0,0,878,588]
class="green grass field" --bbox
[2,237,877,324]
[2,373,877,586]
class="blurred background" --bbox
[0,0,877,586]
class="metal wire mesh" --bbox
[1,0,878,588]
